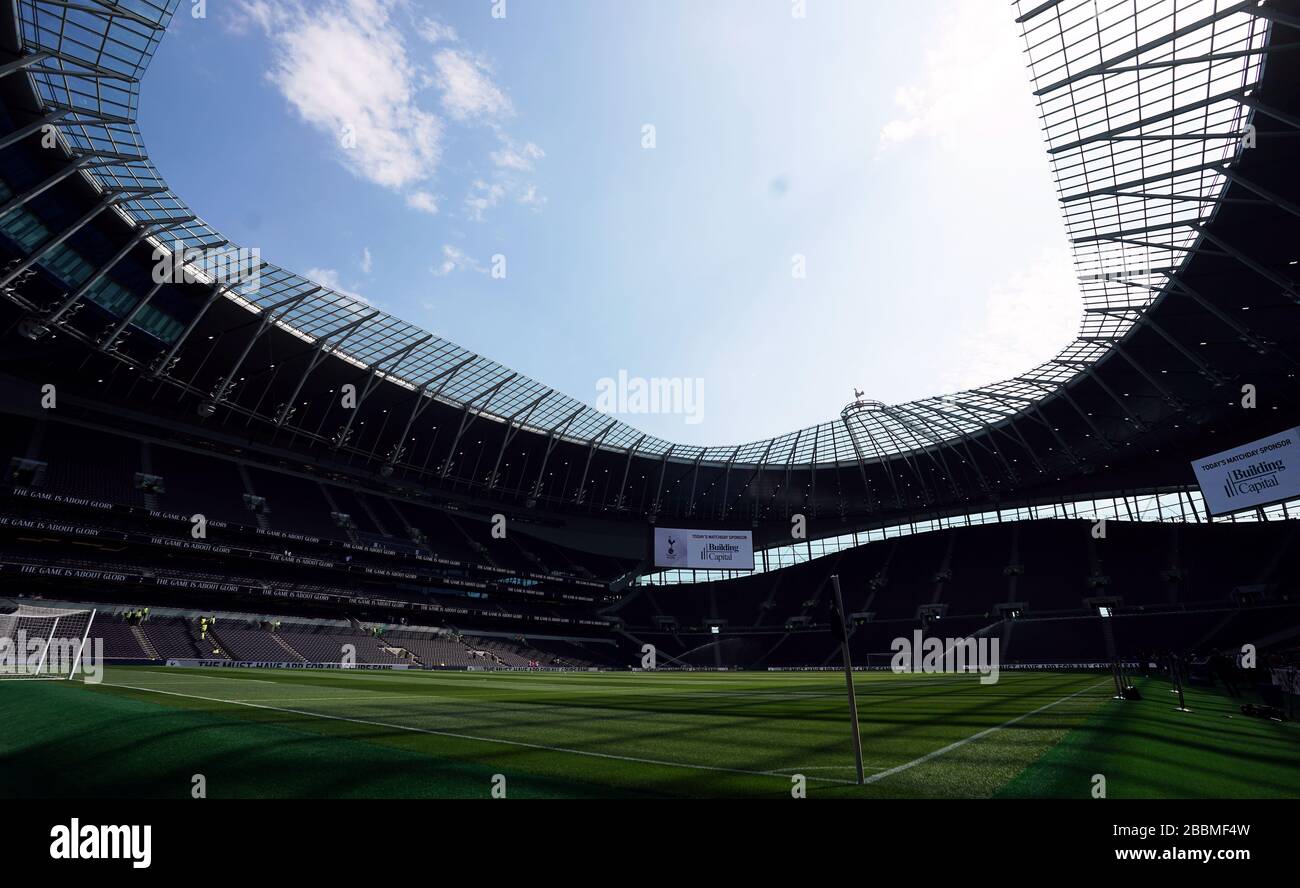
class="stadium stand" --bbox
[0,0,1296,680]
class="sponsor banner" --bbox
[4,486,604,591]
[1191,427,1300,516]
[0,509,594,603]
[652,527,755,571]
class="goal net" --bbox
[0,605,96,680]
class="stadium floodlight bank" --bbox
[0,605,96,679]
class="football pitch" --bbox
[2,668,1296,799]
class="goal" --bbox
[0,605,96,680]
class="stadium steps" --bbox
[389,645,423,667]
[380,644,420,666]
[270,633,306,662]
[614,628,685,668]
[193,623,231,660]
[445,513,498,568]
[1250,620,1300,650]
[235,464,273,531]
[130,625,159,659]
[751,631,799,669]
[205,626,237,660]
[353,494,391,537]
[1188,611,1239,652]
[316,485,360,543]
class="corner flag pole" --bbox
[830,574,866,785]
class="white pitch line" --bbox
[861,680,1111,785]
[102,681,856,786]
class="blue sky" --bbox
[139,0,1081,446]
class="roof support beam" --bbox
[1161,275,1273,351]
[97,276,166,352]
[1195,226,1300,305]
[207,288,316,408]
[1014,0,1064,25]
[0,52,51,79]
[438,373,517,479]
[389,356,477,471]
[1099,41,1300,75]
[847,412,906,509]
[273,310,382,426]
[0,155,94,218]
[744,440,776,518]
[1107,306,1225,383]
[41,0,161,30]
[0,193,115,291]
[1061,160,1229,204]
[0,109,70,152]
[718,445,741,520]
[1238,94,1300,131]
[43,224,153,324]
[916,401,1014,484]
[1051,85,1249,155]
[651,447,675,515]
[914,404,995,482]
[839,415,879,514]
[685,453,705,516]
[1033,0,1257,95]
[530,407,584,500]
[45,214,191,324]
[1219,167,1300,221]
[1108,341,1186,409]
[574,420,617,504]
[1017,377,1116,452]
[487,391,552,491]
[1051,360,1150,433]
[332,334,431,448]
[782,429,803,519]
[880,405,963,499]
[614,435,646,509]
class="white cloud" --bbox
[518,184,546,211]
[433,49,513,122]
[360,247,373,274]
[239,0,441,192]
[418,17,458,45]
[491,141,544,171]
[464,179,507,222]
[877,0,1031,155]
[225,0,277,34]
[432,244,486,277]
[405,191,440,214]
[237,0,544,224]
[873,0,1085,399]
[939,248,1082,393]
[304,266,370,304]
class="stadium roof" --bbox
[3,0,1286,470]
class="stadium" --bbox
[1,0,1298,824]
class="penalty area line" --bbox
[861,680,1111,786]
[101,681,856,786]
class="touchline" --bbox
[49,819,151,869]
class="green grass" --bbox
[1000,678,1300,799]
[0,667,1293,798]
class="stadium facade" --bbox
[0,0,1297,669]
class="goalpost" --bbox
[0,605,96,680]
